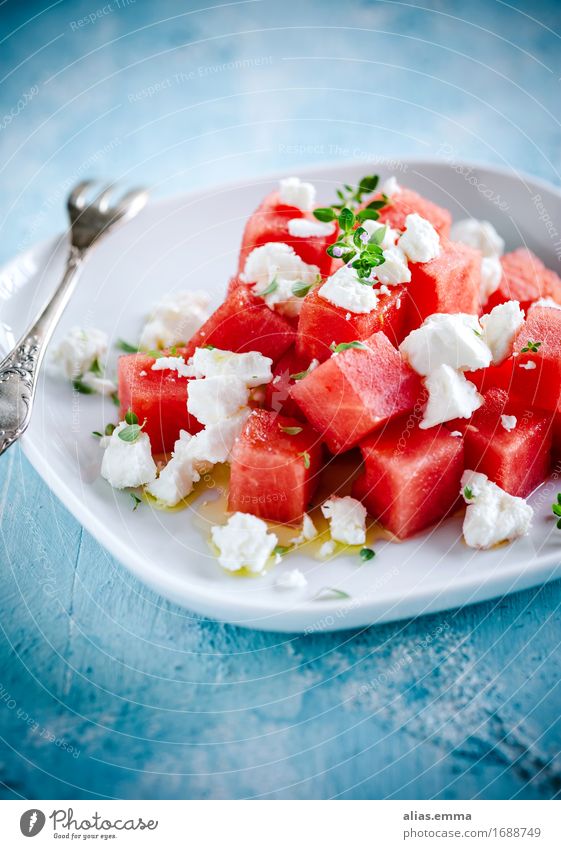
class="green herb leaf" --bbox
[90,357,103,377]
[125,409,138,425]
[202,344,215,350]
[292,280,312,298]
[290,369,309,381]
[353,226,369,248]
[521,340,542,353]
[357,208,380,222]
[360,547,376,562]
[298,451,311,469]
[129,493,142,511]
[358,175,379,195]
[92,431,103,438]
[369,225,387,246]
[330,341,367,354]
[279,425,303,435]
[105,423,116,436]
[464,486,474,500]
[473,329,482,337]
[273,544,290,556]
[366,197,388,210]
[314,587,351,601]
[260,277,278,296]
[338,207,355,232]
[111,392,120,407]
[116,339,140,353]
[313,207,336,222]
[118,424,143,443]
[72,378,94,394]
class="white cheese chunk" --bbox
[141,291,210,350]
[374,245,411,286]
[241,242,319,318]
[146,430,200,504]
[275,569,308,589]
[400,313,491,376]
[51,327,108,381]
[460,470,533,549]
[287,218,335,238]
[381,176,401,197]
[100,422,157,489]
[319,265,378,314]
[290,512,318,545]
[501,414,517,432]
[533,297,561,310]
[450,218,504,257]
[321,495,367,545]
[278,176,316,211]
[361,219,399,251]
[480,300,525,365]
[480,255,503,302]
[420,365,483,430]
[319,540,336,557]
[398,213,441,263]
[211,512,278,573]
[187,375,249,425]
[188,410,250,466]
[189,347,273,387]
[519,361,536,370]
[151,356,192,378]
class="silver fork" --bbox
[0,181,148,455]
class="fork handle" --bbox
[0,243,86,456]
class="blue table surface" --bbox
[1,0,561,800]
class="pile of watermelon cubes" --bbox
[117,175,561,542]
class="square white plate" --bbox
[2,159,560,631]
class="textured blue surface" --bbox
[1,0,561,800]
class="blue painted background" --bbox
[1,0,561,800]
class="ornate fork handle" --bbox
[0,245,85,455]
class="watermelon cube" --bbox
[290,331,424,454]
[447,388,552,497]
[296,284,407,362]
[405,239,481,332]
[509,304,561,413]
[118,352,202,455]
[484,248,561,313]
[366,187,452,237]
[185,285,295,363]
[352,420,464,539]
[228,409,323,523]
[264,346,310,419]
[238,191,336,276]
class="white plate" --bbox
[3,159,561,632]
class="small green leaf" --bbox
[105,423,116,436]
[202,344,215,350]
[129,493,142,511]
[360,548,376,562]
[273,544,290,556]
[330,341,367,354]
[116,339,140,353]
[357,208,380,222]
[366,197,388,210]
[111,392,120,407]
[260,277,278,296]
[125,409,138,425]
[353,226,369,248]
[292,280,312,298]
[92,431,103,438]
[314,587,351,601]
[298,451,311,469]
[279,425,303,435]
[118,424,143,443]
[90,357,103,377]
[72,378,94,394]
[313,207,336,222]
[369,225,387,246]
[521,340,542,353]
[358,175,379,195]
[464,486,474,500]
[338,207,355,232]
[290,369,309,381]
[473,329,482,337]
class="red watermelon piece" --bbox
[185,285,295,363]
[352,420,464,539]
[364,187,451,237]
[405,239,481,332]
[238,191,336,276]
[508,304,561,413]
[290,331,424,454]
[264,347,311,419]
[296,283,407,362]
[118,352,202,455]
[446,388,552,498]
[228,409,323,524]
[484,248,561,313]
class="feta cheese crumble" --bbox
[151,356,192,378]
[501,414,517,432]
[374,246,411,286]
[450,218,505,257]
[420,365,483,430]
[290,512,318,545]
[480,255,503,302]
[100,422,157,489]
[189,347,273,387]
[534,297,561,310]
[287,218,335,238]
[187,375,249,425]
[361,219,399,251]
[460,470,533,549]
[241,242,319,318]
[321,495,367,545]
[278,176,316,211]
[381,176,401,197]
[51,327,109,382]
[141,291,210,350]
[319,265,378,314]
[211,512,278,573]
[319,540,336,557]
[479,300,524,365]
[399,313,491,375]
[275,569,308,589]
[398,213,441,263]
[519,361,536,370]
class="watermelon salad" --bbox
[51,174,561,586]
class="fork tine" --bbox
[67,180,97,213]
[90,182,117,213]
[114,188,149,217]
